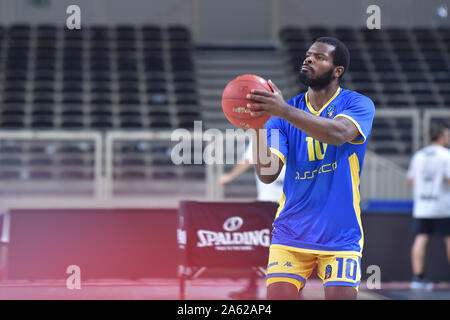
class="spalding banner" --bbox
[178,201,278,268]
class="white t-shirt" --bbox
[407,145,450,219]
[244,142,285,203]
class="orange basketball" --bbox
[221,74,272,129]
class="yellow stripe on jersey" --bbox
[334,114,366,144]
[348,153,364,253]
[274,191,286,220]
[305,87,341,116]
[270,147,286,164]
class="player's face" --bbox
[299,42,336,88]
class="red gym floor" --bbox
[0,278,448,300]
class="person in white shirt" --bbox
[218,140,285,299]
[407,123,450,290]
[219,141,285,202]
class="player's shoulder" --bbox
[286,92,307,108]
[412,147,426,159]
[416,145,450,159]
[438,146,450,158]
[430,146,450,165]
[340,88,375,109]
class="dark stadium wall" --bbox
[4,209,450,283]
[6,209,179,280]
[278,0,449,29]
[0,0,448,41]
[0,0,194,26]
[362,213,450,284]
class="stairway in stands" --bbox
[196,42,299,130]
[195,41,298,198]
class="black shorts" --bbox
[412,218,450,236]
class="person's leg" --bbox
[411,234,429,277]
[266,245,316,300]
[228,270,258,300]
[318,254,361,300]
[266,278,308,299]
[410,218,431,279]
[444,236,450,265]
[410,219,435,290]
[267,282,299,300]
[297,287,305,299]
[437,218,450,265]
[324,286,357,300]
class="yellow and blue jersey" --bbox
[266,87,375,256]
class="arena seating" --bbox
[0,23,448,195]
[0,24,200,130]
[280,26,450,158]
[0,24,203,192]
[0,138,97,196]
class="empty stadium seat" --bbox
[0,24,199,134]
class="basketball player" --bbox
[407,124,450,290]
[246,37,375,299]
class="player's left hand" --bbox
[246,80,291,119]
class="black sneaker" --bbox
[410,276,433,291]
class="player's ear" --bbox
[334,66,345,79]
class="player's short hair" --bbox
[315,37,350,78]
[430,123,449,142]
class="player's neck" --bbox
[430,141,443,147]
[306,83,340,111]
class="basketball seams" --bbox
[223,110,269,129]
[223,109,256,121]
[221,75,272,128]
[222,101,265,119]
[222,79,272,99]
[222,97,261,101]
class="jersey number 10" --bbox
[305,137,328,161]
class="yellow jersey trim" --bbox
[305,87,341,116]
[270,147,286,164]
[348,153,364,253]
[334,114,366,144]
[274,192,286,220]
[270,244,362,257]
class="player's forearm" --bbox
[227,162,251,180]
[283,106,349,145]
[253,128,282,184]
